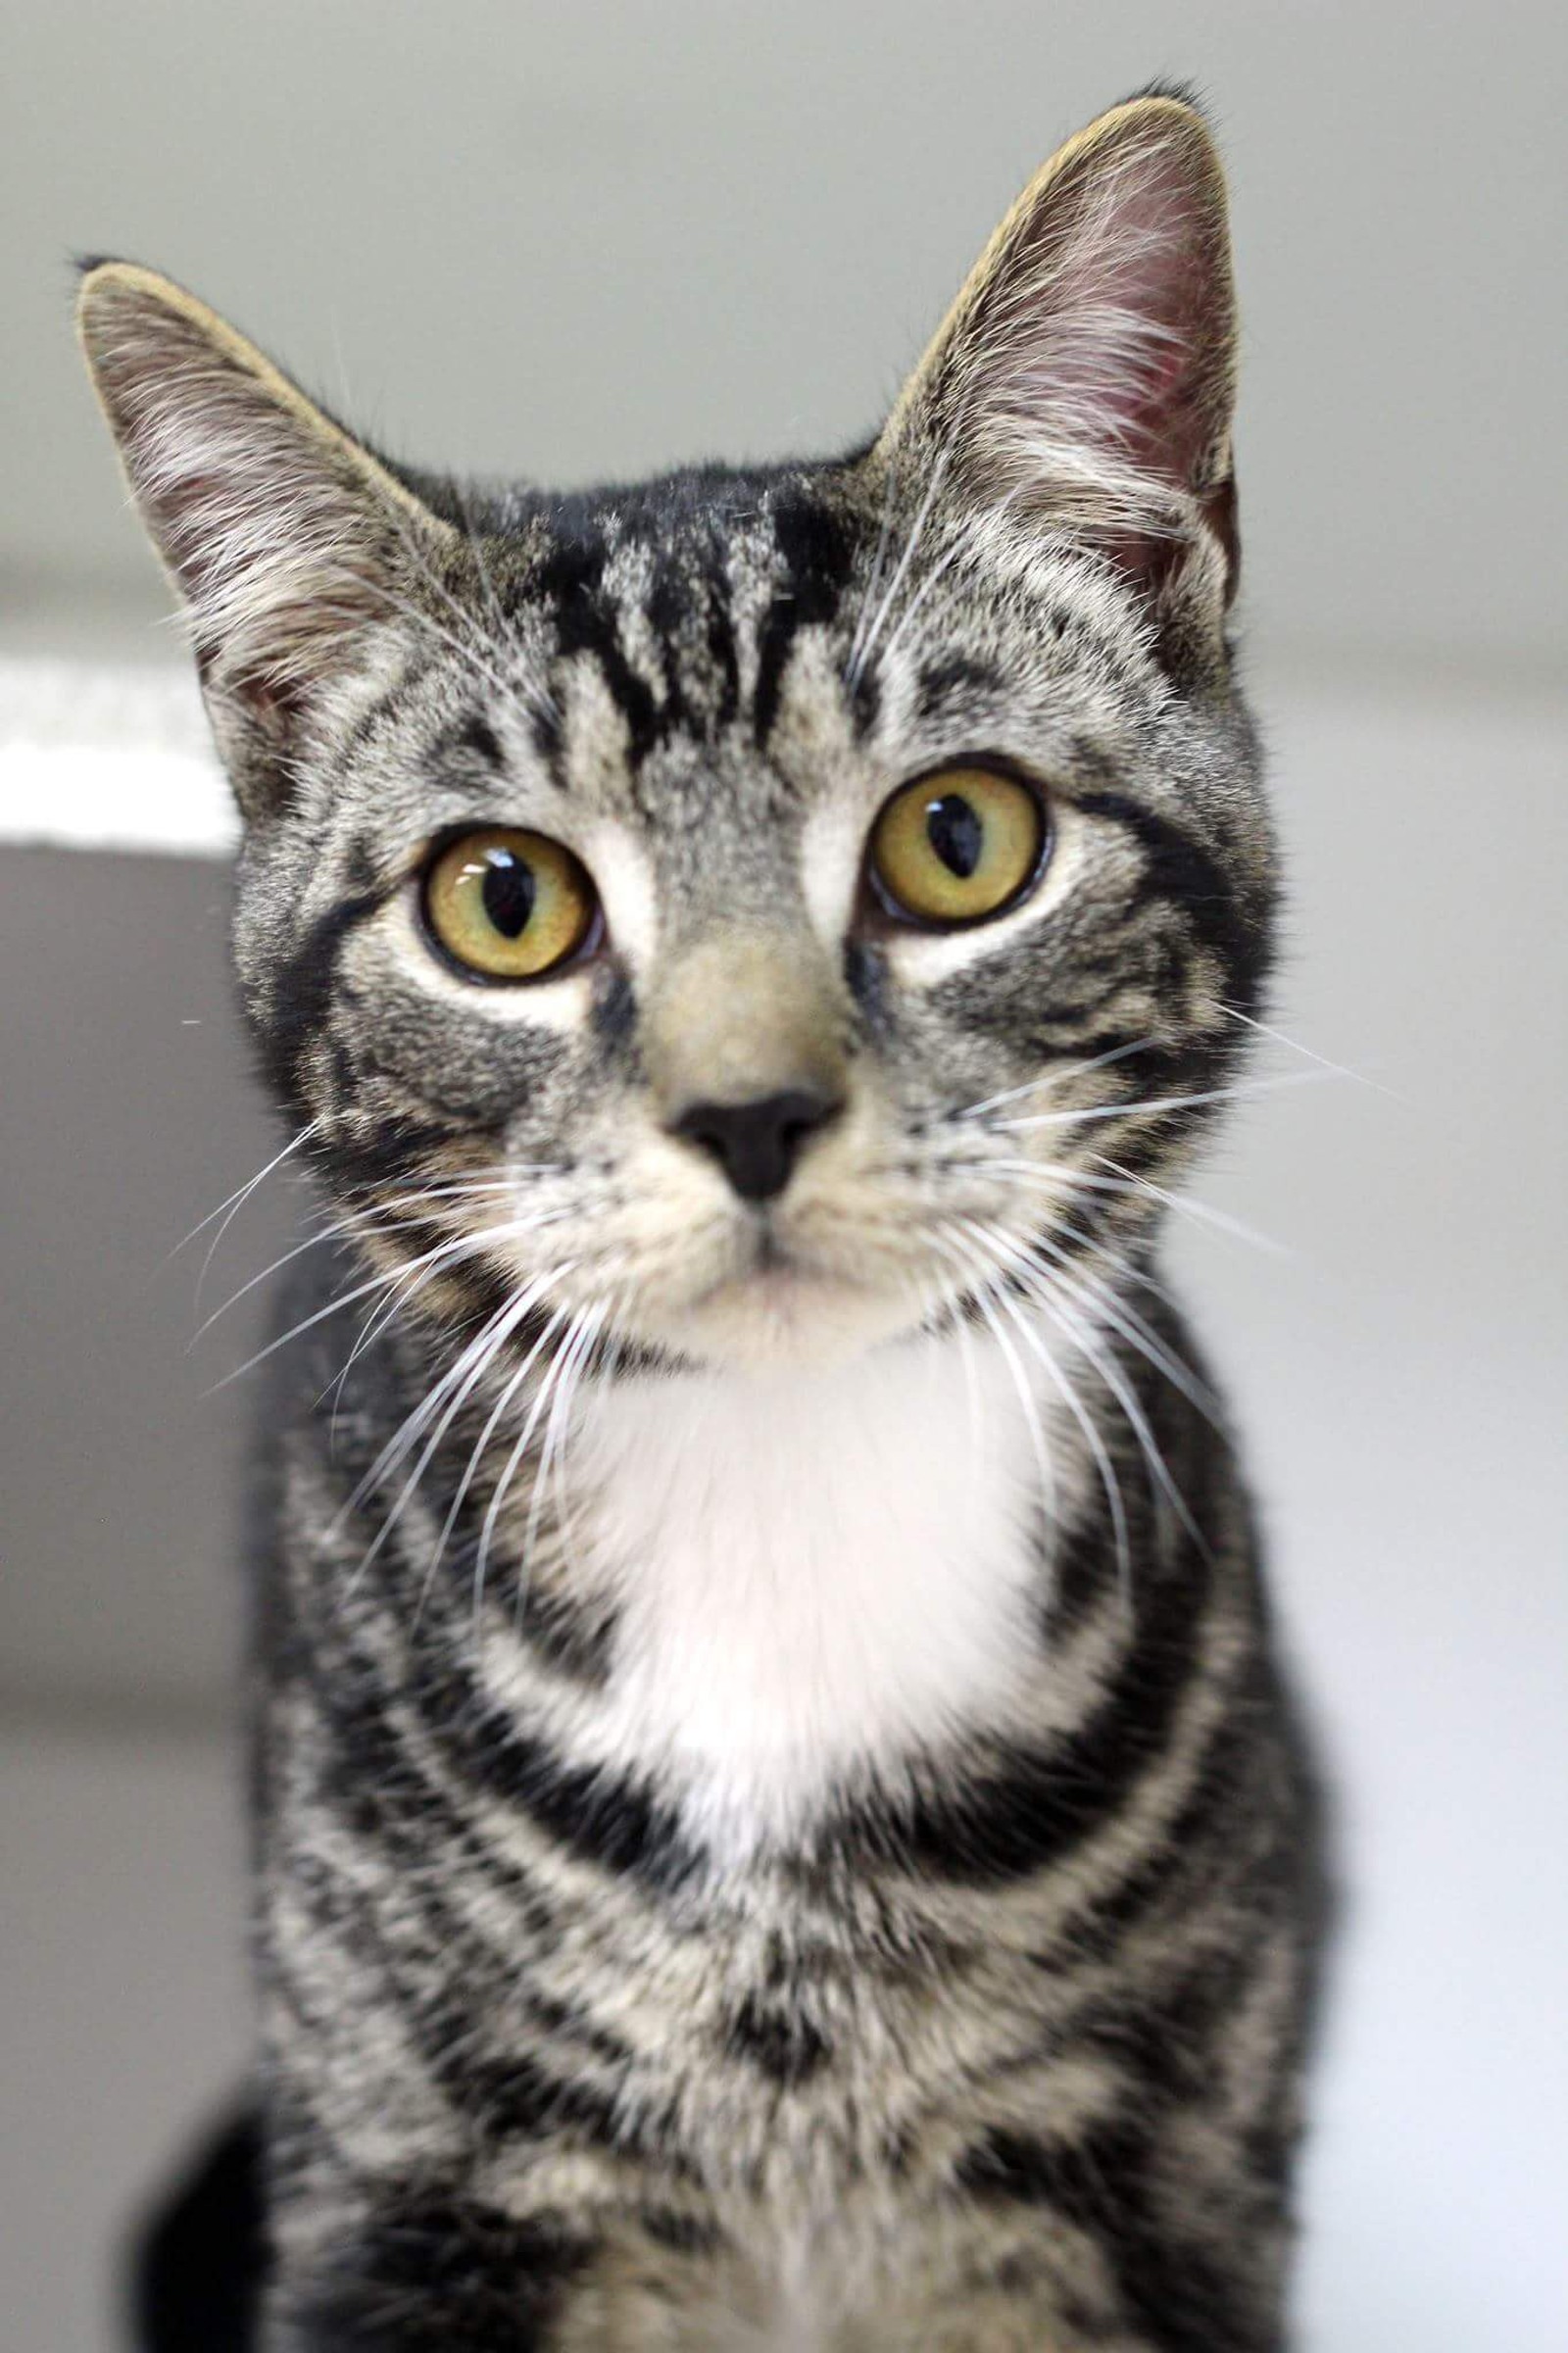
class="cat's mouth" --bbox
[748,1219,790,1276]
[662,1211,921,1369]
[705,1214,820,1302]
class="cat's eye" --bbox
[868,766,1047,928]
[421,827,598,981]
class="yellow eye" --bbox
[869,766,1046,927]
[422,827,598,981]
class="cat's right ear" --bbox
[76,263,452,815]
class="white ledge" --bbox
[0,657,237,858]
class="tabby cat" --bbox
[82,89,1325,2353]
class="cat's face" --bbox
[79,95,1273,1374]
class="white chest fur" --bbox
[569,1333,1049,1855]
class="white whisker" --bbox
[1031,1241,1223,1430]
[343,1274,562,1597]
[991,1068,1336,1135]
[845,444,953,691]
[519,1295,612,1602]
[1220,1005,1396,1096]
[471,1302,581,1631]
[989,1229,1207,1561]
[187,1202,404,1344]
[956,1036,1157,1124]
[843,450,901,686]
[419,1279,581,1617]
[209,1214,556,1397]
[175,1120,321,1318]
[984,1269,1132,1608]
[320,1212,571,1418]
[1089,1157,1287,1255]
[928,1226,1055,1529]
[167,1120,319,1263]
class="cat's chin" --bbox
[643,1260,921,1374]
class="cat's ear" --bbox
[877,93,1241,625]
[77,262,451,799]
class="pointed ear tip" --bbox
[74,260,179,357]
[75,258,183,316]
[76,264,241,373]
[1091,91,1228,179]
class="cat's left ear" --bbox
[877,93,1241,632]
[77,263,453,810]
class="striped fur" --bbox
[83,91,1326,2352]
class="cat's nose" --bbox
[671,1088,843,1202]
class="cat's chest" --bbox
[568,1335,1047,1855]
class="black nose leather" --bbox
[671,1088,842,1202]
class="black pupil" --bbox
[925,794,984,880]
[479,848,536,938]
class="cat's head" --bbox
[79,92,1272,1374]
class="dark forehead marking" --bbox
[846,658,880,741]
[430,461,861,773]
[916,655,1004,724]
[528,512,755,774]
[702,563,741,733]
[531,528,662,769]
[751,488,857,751]
[330,645,442,785]
[644,547,754,746]
[642,559,698,744]
[429,711,505,782]
[530,695,567,782]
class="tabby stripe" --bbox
[724,1991,832,2087]
[1076,789,1263,991]
[292,2195,591,2353]
[751,488,855,748]
[955,2117,1275,2352]
[289,1631,561,1942]
[426,1687,699,1890]
[262,888,384,1102]
[861,1535,1211,1887]
[298,1582,698,1901]
[328,646,441,781]
[533,534,662,769]
[1067,1651,1303,1956]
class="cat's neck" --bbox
[564,1330,1071,1858]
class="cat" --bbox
[82,86,1326,2353]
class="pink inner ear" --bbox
[988,132,1229,502]
[1066,151,1218,487]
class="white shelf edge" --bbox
[0,656,237,859]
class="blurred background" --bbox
[2,4,1564,2346]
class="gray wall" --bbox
[4,0,1565,666]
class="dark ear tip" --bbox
[1114,76,1217,125]
[1099,89,1223,163]
[76,258,164,300]
[1086,88,1230,219]
[75,262,200,365]
[75,258,143,335]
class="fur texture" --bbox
[83,91,1325,2353]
